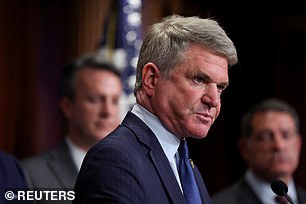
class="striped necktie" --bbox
[177,140,202,204]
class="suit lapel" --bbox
[149,143,186,204]
[296,185,306,204]
[46,141,78,188]
[122,112,186,204]
[239,178,264,204]
[193,166,212,204]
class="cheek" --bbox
[249,145,268,158]
[291,146,301,162]
[285,139,301,160]
[166,80,194,99]
[111,104,121,114]
[85,105,101,117]
[75,103,99,118]
[214,104,221,118]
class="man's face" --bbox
[241,111,302,181]
[62,68,122,146]
[151,45,229,139]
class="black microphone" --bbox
[271,179,295,204]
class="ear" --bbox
[59,97,73,119]
[239,138,249,161]
[296,133,303,155]
[141,63,160,97]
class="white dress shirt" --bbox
[245,169,298,204]
[66,137,87,171]
[131,103,182,191]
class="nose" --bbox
[100,99,113,117]
[272,133,286,150]
[201,83,220,108]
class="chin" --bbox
[196,128,210,138]
[189,131,209,139]
[101,135,109,139]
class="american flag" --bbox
[98,0,142,113]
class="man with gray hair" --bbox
[74,14,238,204]
[212,98,306,204]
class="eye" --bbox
[282,130,295,139]
[255,131,273,142]
[217,84,227,93]
[87,96,100,103]
[193,75,207,84]
[112,97,120,106]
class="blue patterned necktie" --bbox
[178,140,202,204]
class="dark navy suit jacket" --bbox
[0,150,30,203]
[74,111,212,204]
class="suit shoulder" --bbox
[212,178,261,204]
[0,150,18,164]
[211,179,245,204]
[0,150,22,172]
[21,143,65,168]
[81,125,144,170]
[297,184,306,202]
[91,125,137,152]
[212,183,239,198]
[0,150,27,188]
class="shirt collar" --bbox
[131,103,181,162]
[245,169,297,204]
[65,137,87,171]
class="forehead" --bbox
[179,45,229,80]
[75,68,122,89]
[76,68,119,81]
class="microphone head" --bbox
[271,179,288,196]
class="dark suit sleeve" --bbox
[0,151,32,204]
[74,143,145,204]
[0,151,28,188]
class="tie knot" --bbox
[178,140,189,159]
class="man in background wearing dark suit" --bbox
[21,54,123,204]
[0,150,31,203]
[74,14,238,204]
[212,98,306,204]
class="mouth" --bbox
[196,113,213,124]
[271,153,290,164]
[95,121,111,128]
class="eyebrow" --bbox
[197,72,229,88]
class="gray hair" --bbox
[134,15,238,94]
[241,98,300,138]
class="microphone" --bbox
[271,179,295,204]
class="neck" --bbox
[67,134,92,152]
